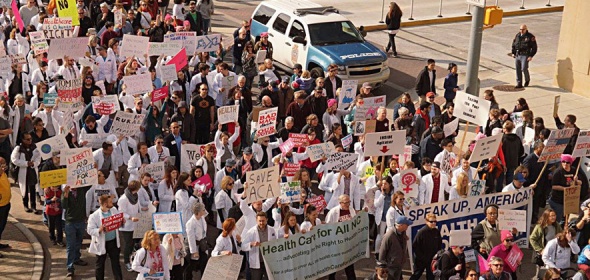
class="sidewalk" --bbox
[0,216,38,279]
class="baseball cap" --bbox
[242,147,253,154]
[225,159,236,167]
[432,161,441,169]
[426,92,435,98]
[515,172,526,183]
[395,216,413,226]
[282,77,290,84]
[501,230,514,241]
[362,82,372,89]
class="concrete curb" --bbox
[8,215,45,280]
[363,6,563,31]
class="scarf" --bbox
[125,188,138,205]
[417,109,430,128]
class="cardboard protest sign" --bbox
[245,166,280,203]
[37,134,69,160]
[449,229,472,247]
[324,152,358,172]
[538,128,576,162]
[164,32,197,51]
[354,96,386,121]
[8,54,26,65]
[364,131,406,156]
[79,132,108,149]
[140,162,165,181]
[256,107,278,138]
[306,142,335,162]
[11,0,23,32]
[363,120,376,134]
[255,50,267,64]
[202,254,243,280]
[341,134,353,148]
[91,95,119,115]
[102,213,124,232]
[133,204,156,238]
[339,80,357,108]
[151,86,169,102]
[110,111,146,136]
[122,73,152,95]
[180,144,202,172]
[573,131,590,158]
[56,0,79,25]
[306,195,327,212]
[30,31,49,55]
[454,91,491,126]
[121,34,149,58]
[42,17,75,38]
[498,209,527,232]
[283,163,299,177]
[66,148,98,188]
[443,118,459,137]
[279,139,295,155]
[564,185,581,215]
[288,133,308,148]
[153,212,184,234]
[47,37,88,60]
[553,95,560,117]
[195,34,222,53]
[193,174,213,192]
[505,246,524,272]
[468,133,503,163]
[167,48,188,72]
[280,181,301,203]
[148,41,182,57]
[40,168,67,188]
[399,168,420,198]
[159,65,177,83]
[217,105,239,125]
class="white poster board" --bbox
[121,34,149,58]
[573,130,590,158]
[364,131,406,156]
[339,80,357,108]
[324,152,358,172]
[449,229,472,247]
[195,34,222,53]
[498,209,527,232]
[454,91,491,126]
[153,212,183,234]
[468,133,503,163]
[148,41,183,57]
[217,105,239,125]
[443,118,459,137]
[354,96,386,121]
[47,37,88,60]
[66,148,98,188]
[37,134,69,160]
[305,142,335,162]
[159,64,178,83]
[256,107,278,138]
[202,254,243,280]
[110,111,146,136]
[122,73,152,95]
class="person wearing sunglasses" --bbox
[438,245,465,280]
[480,257,511,280]
[549,154,587,223]
[488,230,520,280]
[409,213,442,280]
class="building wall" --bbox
[555,0,590,97]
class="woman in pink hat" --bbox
[488,230,520,280]
[322,98,350,140]
[548,154,587,223]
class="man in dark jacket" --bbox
[379,216,412,280]
[501,120,524,192]
[235,147,260,183]
[554,113,580,157]
[164,122,182,167]
[286,91,313,132]
[511,25,537,88]
[185,1,204,35]
[415,59,436,103]
[410,213,442,280]
[413,102,431,144]
[324,64,342,99]
[306,86,328,125]
[480,257,511,280]
[170,101,196,144]
[523,142,546,222]
[439,246,466,280]
[420,127,443,163]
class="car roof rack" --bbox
[293,6,339,16]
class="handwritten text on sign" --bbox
[324,152,358,172]
[256,107,278,138]
[66,148,98,188]
[246,166,280,203]
[217,105,239,125]
[573,130,590,158]
[498,209,527,232]
[102,213,124,232]
[538,128,576,162]
[454,91,491,126]
[195,34,222,53]
[153,212,184,234]
[564,185,581,215]
[306,142,335,162]
[110,111,146,136]
[280,181,301,204]
[469,133,503,163]
[42,17,74,38]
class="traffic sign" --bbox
[466,0,486,7]
[364,131,406,156]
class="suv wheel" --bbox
[310,67,325,79]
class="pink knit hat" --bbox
[327,99,337,108]
[501,230,513,242]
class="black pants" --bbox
[251,262,268,280]
[409,262,434,280]
[328,264,356,280]
[0,203,10,240]
[22,184,36,210]
[95,239,123,280]
[170,263,184,280]
[120,231,140,264]
[195,124,210,144]
[48,214,63,242]
[386,34,397,55]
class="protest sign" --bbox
[12,0,23,32]
[261,212,369,280]
[56,0,79,25]
[306,142,335,162]
[114,9,123,26]
[406,189,533,272]
[78,56,99,73]
[564,185,581,215]
[110,111,146,136]
[399,168,420,198]
[283,163,299,178]
[202,254,243,280]
[47,37,88,60]
[151,86,169,102]
[167,48,188,72]
[180,144,204,172]
[256,107,278,138]
[30,31,49,55]
[505,246,524,272]
[306,195,327,212]
[195,34,222,53]
[470,180,486,196]
[217,105,239,125]
[159,64,178,83]
[255,50,267,64]
[140,162,165,181]
[40,168,67,188]
[37,134,69,160]
[573,131,590,158]
[121,34,149,58]
[498,209,527,232]
[153,212,183,234]
[339,80,357,108]
[0,56,10,76]
[43,91,58,106]
[364,131,406,156]
[443,118,459,137]
[60,148,86,165]
[511,112,523,126]
[79,133,108,149]
[449,229,472,247]
[57,79,82,102]
[164,32,197,51]
[354,96,386,121]
[454,91,491,126]
[102,213,124,232]
[66,148,98,188]
[148,41,182,57]
[538,128,576,162]
[133,204,157,238]
[399,145,413,166]
[91,95,119,115]
[553,95,560,117]
[324,152,358,172]
[288,133,308,148]
[8,54,26,65]
[235,217,246,239]
[341,134,353,148]
[122,73,152,95]
[246,166,280,203]
[280,181,301,203]
[193,174,213,192]
[364,187,377,213]
[469,133,503,163]
[42,17,75,38]
[279,139,295,154]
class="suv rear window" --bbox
[272,13,290,34]
[253,5,275,25]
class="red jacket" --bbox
[45,188,63,216]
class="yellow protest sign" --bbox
[56,0,79,26]
[40,169,67,188]
[364,167,375,178]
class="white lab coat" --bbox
[128,153,149,183]
[87,207,121,256]
[418,173,450,205]
[93,148,118,186]
[325,205,357,224]
[195,156,217,176]
[214,127,240,170]
[162,234,186,267]
[327,174,362,211]
[32,109,63,136]
[147,146,170,163]
[212,72,237,107]
[95,54,117,83]
[214,184,241,227]
[10,103,34,147]
[157,181,175,213]
[186,215,208,255]
[57,64,81,81]
[175,189,193,230]
[238,196,276,236]
[373,189,392,226]
[131,245,170,280]
[241,225,277,269]
[451,167,479,187]
[117,194,140,232]
[252,141,281,168]
[10,145,41,196]
[212,231,241,256]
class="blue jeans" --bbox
[515,55,530,85]
[548,199,564,223]
[202,19,211,35]
[65,221,86,271]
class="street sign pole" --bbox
[465,0,485,96]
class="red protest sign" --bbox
[289,133,309,148]
[102,212,124,232]
[242,162,251,175]
[306,195,327,212]
[167,48,188,72]
[284,163,299,177]
[192,174,213,192]
[151,86,169,102]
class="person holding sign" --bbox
[242,212,278,280]
[87,194,124,280]
[549,154,587,223]
[214,123,240,169]
[132,230,171,280]
[215,176,242,228]
[488,231,520,280]
[162,232,187,280]
[118,181,142,272]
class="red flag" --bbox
[167,48,187,72]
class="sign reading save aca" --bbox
[364,131,406,156]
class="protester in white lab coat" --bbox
[86,194,123,279]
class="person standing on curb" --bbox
[511,24,537,88]
[0,158,10,257]
[62,184,92,278]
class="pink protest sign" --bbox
[289,133,309,148]
[505,246,523,272]
[192,174,213,192]
[279,139,295,154]
[167,48,187,72]
[306,195,327,212]
[151,86,169,102]
[12,0,24,33]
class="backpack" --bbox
[431,249,448,277]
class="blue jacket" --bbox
[443,72,458,101]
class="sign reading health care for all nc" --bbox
[364,131,406,156]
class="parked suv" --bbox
[250,0,390,87]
